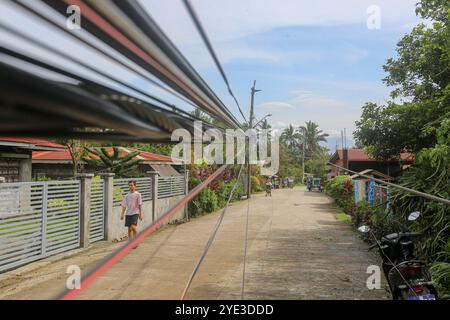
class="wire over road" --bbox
[180,165,245,300]
[182,0,247,124]
[57,165,229,300]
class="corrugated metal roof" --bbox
[0,137,66,150]
[332,149,413,162]
[32,147,176,163]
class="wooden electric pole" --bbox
[247,80,260,199]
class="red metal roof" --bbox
[333,149,413,162]
[0,137,66,149]
[33,147,174,163]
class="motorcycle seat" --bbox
[382,233,399,243]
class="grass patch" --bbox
[335,211,352,224]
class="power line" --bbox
[15,0,199,113]
[241,181,251,299]
[182,0,247,124]
[180,165,244,300]
[57,164,228,300]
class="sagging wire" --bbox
[182,0,247,124]
[14,0,200,116]
[180,164,244,300]
[241,179,251,300]
[58,164,228,300]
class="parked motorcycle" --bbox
[358,211,437,300]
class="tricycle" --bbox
[307,177,323,192]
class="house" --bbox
[328,148,413,178]
[32,146,183,179]
[0,137,66,182]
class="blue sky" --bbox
[142,0,423,149]
[0,0,424,150]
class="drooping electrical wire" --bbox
[180,165,244,300]
[182,0,247,124]
[14,0,200,114]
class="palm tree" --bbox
[281,124,302,151]
[298,121,329,159]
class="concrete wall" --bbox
[108,195,185,242]
[157,195,185,223]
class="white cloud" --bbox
[141,0,422,46]
[258,101,294,110]
[288,89,349,109]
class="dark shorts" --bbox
[125,214,139,227]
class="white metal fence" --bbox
[0,174,186,273]
[113,178,152,207]
[0,180,80,272]
[158,176,185,199]
[90,179,105,243]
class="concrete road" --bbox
[0,186,388,300]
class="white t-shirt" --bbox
[121,191,142,215]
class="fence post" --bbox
[77,173,93,248]
[184,170,189,221]
[147,171,159,224]
[100,173,115,241]
[369,180,375,207]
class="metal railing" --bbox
[0,180,81,272]
[158,176,185,199]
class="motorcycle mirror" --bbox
[408,211,421,221]
[357,225,370,233]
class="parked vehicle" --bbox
[358,211,437,300]
[307,177,323,192]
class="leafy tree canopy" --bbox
[354,0,450,159]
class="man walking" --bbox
[120,180,143,248]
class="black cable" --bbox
[0,20,229,132]
[12,0,215,123]
[112,0,242,128]
[17,0,241,129]
[180,165,244,299]
[181,0,247,123]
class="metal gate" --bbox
[0,180,80,272]
[89,179,105,243]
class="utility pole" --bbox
[247,80,260,199]
[302,129,305,184]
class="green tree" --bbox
[277,143,302,179]
[299,121,329,159]
[281,124,302,152]
[305,150,330,179]
[81,147,142,177]
[354,0,450,159]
